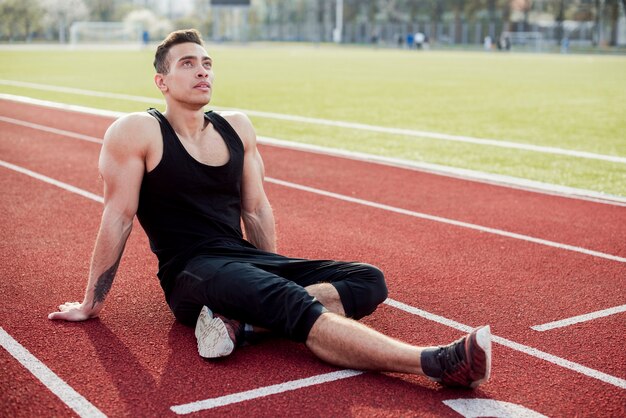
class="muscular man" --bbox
[49,29,491,389]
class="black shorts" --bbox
[166,245,388,342]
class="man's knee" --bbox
[361,263,388,308]
[334,263,387,319]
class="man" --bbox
[49,29,491,389]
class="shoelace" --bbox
[437,337,467,374]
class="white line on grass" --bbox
[0,79,163,105]
[245,110,626,165]
[3,162,626,414]
[0,93,125,119]
[170,370,364,414]
[1,80,624,164]
[0,327,107,418]
[258,136,626,206]
[531,304,626,332]
[2,93,625,206]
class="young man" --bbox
[49,29,491,389]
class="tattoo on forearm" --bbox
[92,253,123,309]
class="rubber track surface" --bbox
[1,99,625,417]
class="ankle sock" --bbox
[420,347,443,379]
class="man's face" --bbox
[156,42,214,106]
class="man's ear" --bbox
[154,73,167,92]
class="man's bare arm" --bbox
[227,112,277,253]
[49,114,151,321]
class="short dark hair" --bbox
[153,29,204,74]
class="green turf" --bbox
[0,44,624,196]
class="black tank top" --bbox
[137,109,249,290]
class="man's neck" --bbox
[163,102,208,141]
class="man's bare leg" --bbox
[198,282,345,358]
[306,312,423,374]
[305,312,492,388]
[305,283,345,316]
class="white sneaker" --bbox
[194,306,235,358]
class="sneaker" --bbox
[195,306,240,358]
[435,325,492,389]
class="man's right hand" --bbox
[48,302,97,322]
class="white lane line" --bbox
[266,177,626,263]
[4,161,625,366]
[3,145,621,282]
[173,298,626,414]
[0,93,125,118]
[0,160,103,203]
[493,335,626,390]
[2,93,625,206]
[386,299,626,390]
[2,156,623,263]
[531,304,626,332]
[259,136,626,207]
[248,111,626,165]
[0,327,107,418]
[3,162,625,413]
[0,115,103,144]
[1,80,624,164]
[170,370,363,414]
[384,299,473,333]
[443,399,549,417]
[0,79,163,105]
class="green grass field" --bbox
[1,44,624,197]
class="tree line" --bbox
[1,0,624,47]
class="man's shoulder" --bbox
[104,112,161,154]
[106,112,160,138]
[111,111,159,130]
[215,110,251,126]
[214,110,255,146]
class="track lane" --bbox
[0,342,78,417]
[261,146,626,258]
[2,99,625,417]
[2,102,625,377]
[2,185,624,418]
[0,169,326,417]
[266,183,626,376]
[0,121,101,195]
[2,98,624,259]
[0,98,112,139]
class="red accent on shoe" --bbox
[440,325,492,389]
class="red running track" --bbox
[1,98,625,417]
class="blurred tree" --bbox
[450,0,468,42]
[84,0,116,21]
[605,0,626,45]
[113,2,142,21]
[40,0,89,42]
[516,0,533,30]
[124,9,172,40]
[28,0,619,47]
[0,0,42,41]
[173,15,203,32]
[553,0,567,43]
